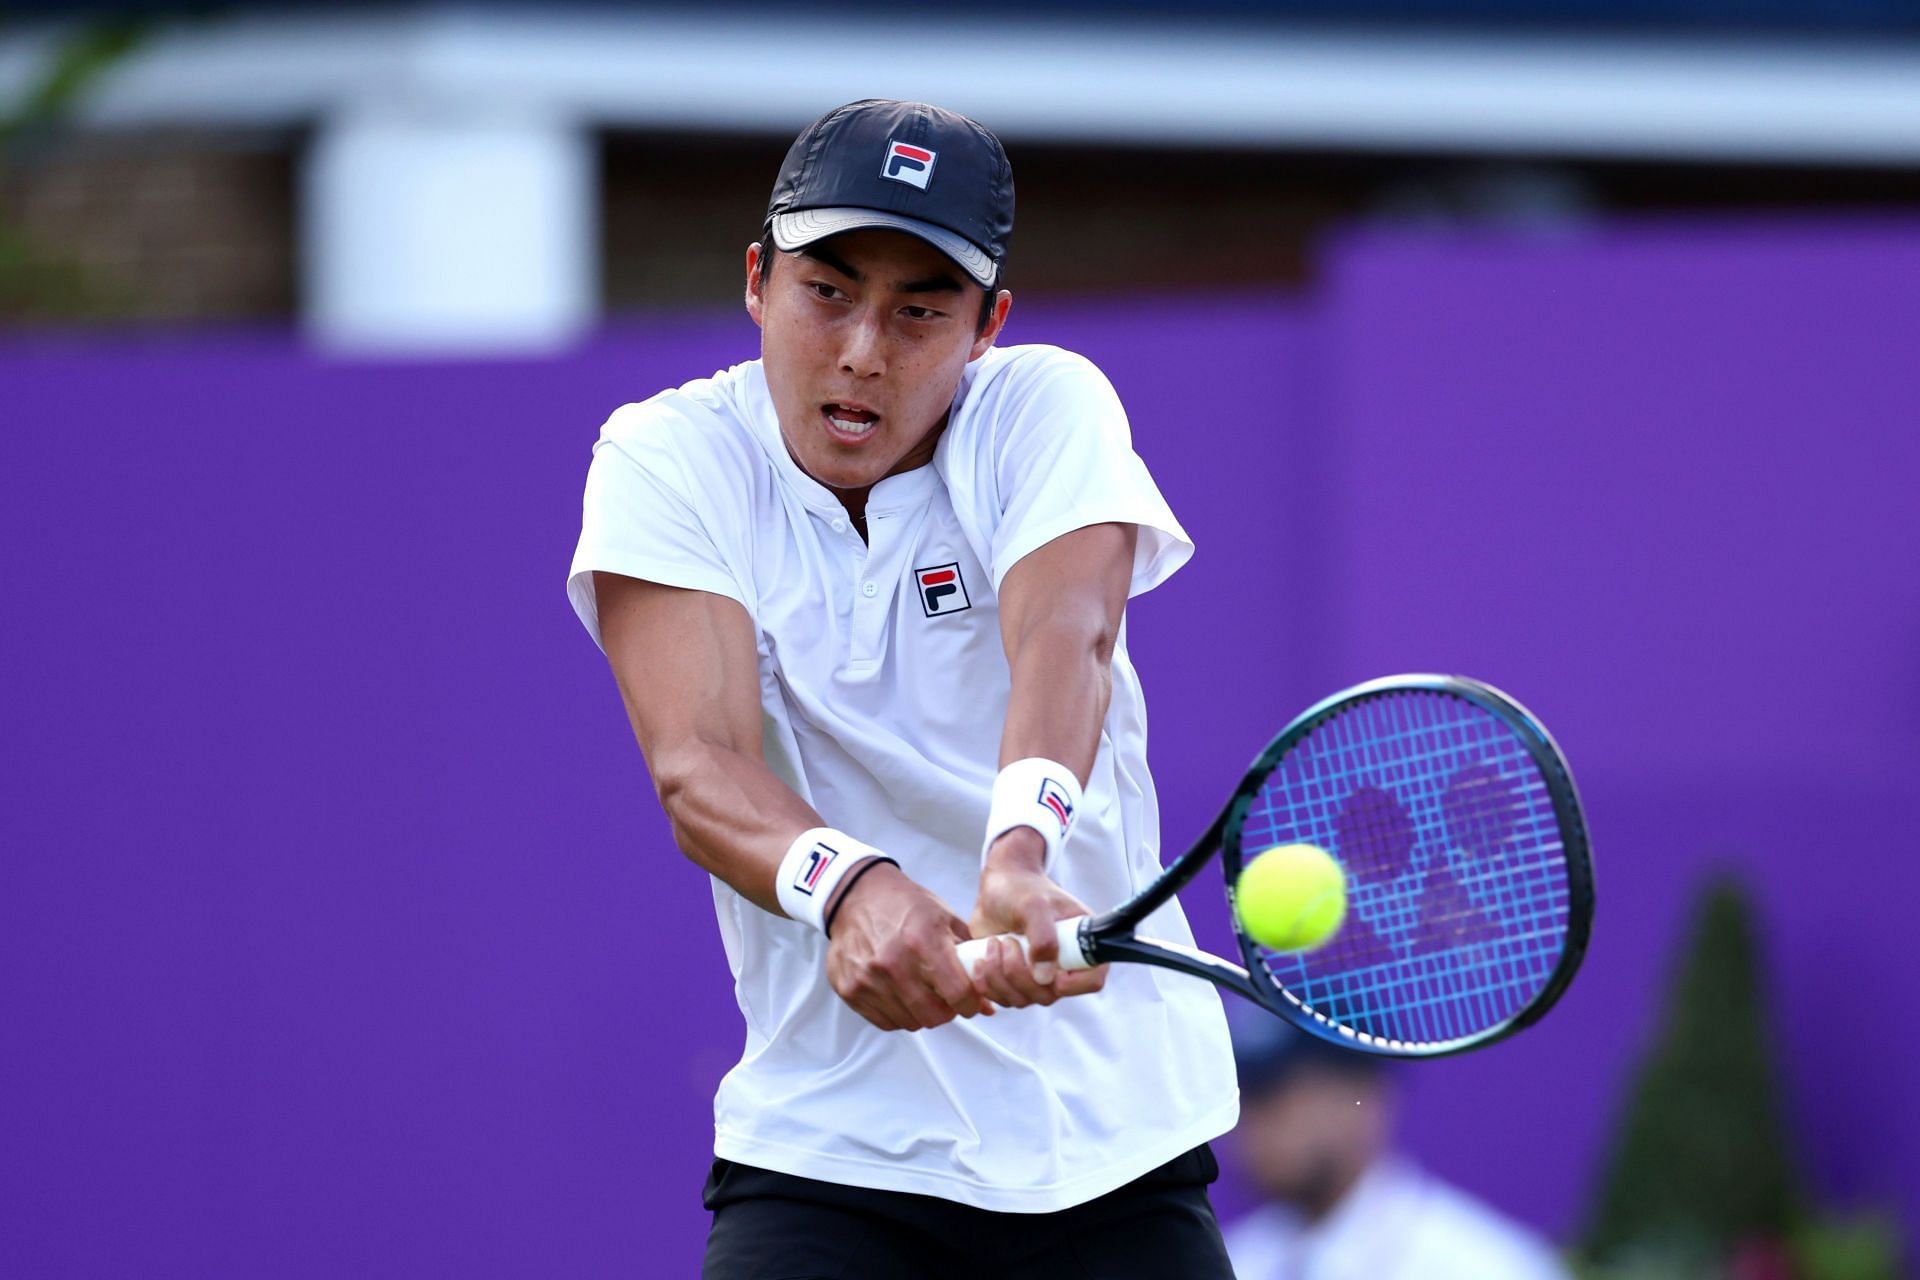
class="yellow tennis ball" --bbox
[1236,843,1347,951]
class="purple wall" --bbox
[1309,223,1920,1242]
[4,220,1916,1276]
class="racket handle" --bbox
[956,917,1092,978]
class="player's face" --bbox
[746,229,1010,495]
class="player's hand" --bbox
[825,860,994,1033]
[969,828,1109,1008]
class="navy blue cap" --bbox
[766,99,1014,289]
[1230,1007,1387,1098]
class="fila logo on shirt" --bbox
[791,840,840,896]
[882,140,936,190]
[1037,778,1074,835]
[915,563,972,616]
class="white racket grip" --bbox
[956,917,1093,978]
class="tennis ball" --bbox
[1236,843,1347,951]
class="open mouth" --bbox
[822,403,880,443]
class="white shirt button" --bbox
[830,518,847,533]
[861,581,878,598]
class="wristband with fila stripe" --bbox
[982,758,1082,872]
[776,828,885,934]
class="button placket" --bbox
[846,509,904,672]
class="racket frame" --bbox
[1074,673,1595,1058]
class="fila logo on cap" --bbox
[882,140,936,190]
[915,562,971,616]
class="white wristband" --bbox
[776,828,883,934]
[983,758,1083,872]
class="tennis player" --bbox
[569,99,1237,1277]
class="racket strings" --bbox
[1240,689,1571,1050]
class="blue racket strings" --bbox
[1240,690,1570,1050]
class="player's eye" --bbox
[902,305,942,321]
[808,282,846,301]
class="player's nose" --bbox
[837,311,887,378]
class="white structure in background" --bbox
[305,104,595,355]
[4,7,1920,354]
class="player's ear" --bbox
[969,289,1012,361]
[744,242,768,328]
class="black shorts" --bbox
[701,1144,1235,1280]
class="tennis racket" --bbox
[957,674,1594,1058]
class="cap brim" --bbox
[769,208,998,289]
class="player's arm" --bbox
[968,521,1136,1007]
[593,570,988,1031]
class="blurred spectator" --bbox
[1223,1013,1570,1280]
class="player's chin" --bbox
[802,441,896,491]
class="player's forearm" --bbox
[993,523,1135,785]
[650,740,826,915]
[997,614,1114,782]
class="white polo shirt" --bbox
[567,343,1238,1212]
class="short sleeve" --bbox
[988,353,1193,595]
[566,404,749,651]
